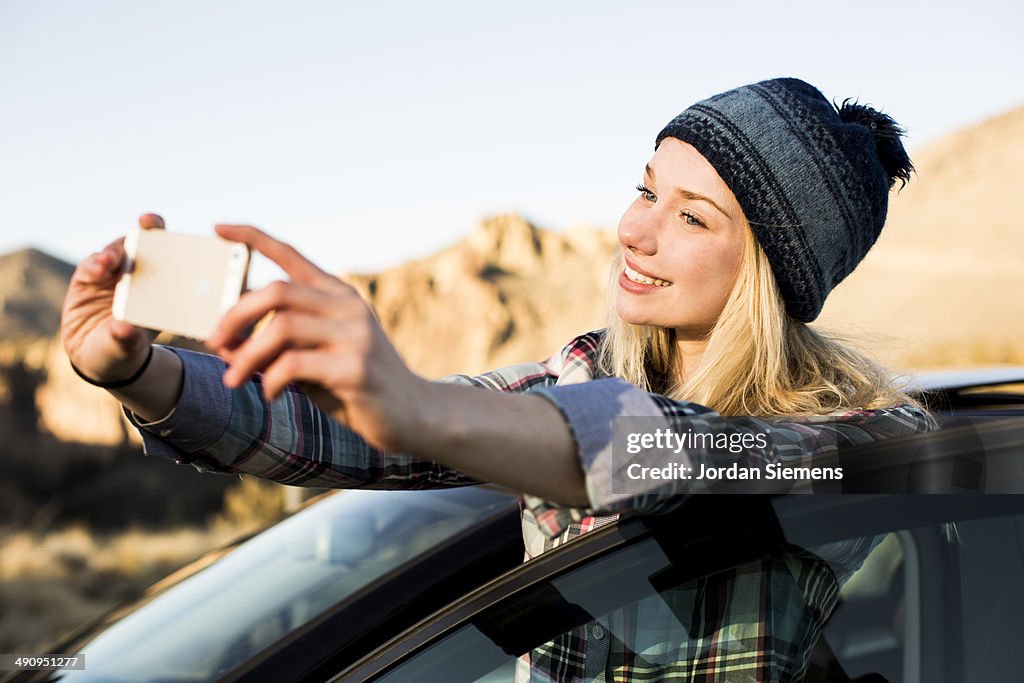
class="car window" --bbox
[375,535,854,682]
[359,496,1024,683]
[53,487,511,683]
[955,513,1024,683]
[808,532,906,679]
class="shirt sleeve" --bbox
[126,342,570,489]
[522,377,935,537]
[125,346,468,488]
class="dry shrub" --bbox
[0,524,239,652]
[0,577,105,652]
[0,526,92,581]
[211,475,288,533]
[0,476,289,651]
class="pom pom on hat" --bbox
[836,99,915,190]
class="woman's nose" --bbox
[618,206,658,255]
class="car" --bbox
[5,367,1024,683]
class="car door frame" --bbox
[332,494,1024,683]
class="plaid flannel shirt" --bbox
[127,329,934,681]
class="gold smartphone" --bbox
[112,228,251,340]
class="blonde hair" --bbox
[599,223,924,418]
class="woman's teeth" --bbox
[624,264,672,287]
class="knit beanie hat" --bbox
[655,77,913,322]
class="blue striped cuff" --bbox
[533,378,663,510]
[124,346,232,460]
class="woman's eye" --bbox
[681,211,705,227]
[635,183,657,203]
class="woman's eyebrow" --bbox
[645,163,732,220]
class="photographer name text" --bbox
[626,462,844,481]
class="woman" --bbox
[62,77,932,680]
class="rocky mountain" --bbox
[0,248,74,348]
[0,336,233,531]
[0,249,230,531]
[346,214,617,378]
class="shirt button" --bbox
[591,624,605,640]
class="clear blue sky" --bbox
[1,0,1021,284]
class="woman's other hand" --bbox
[61,214,165,383]
[205,224,428,453]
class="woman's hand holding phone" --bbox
[61,214,166,384]
[61,214,187,423]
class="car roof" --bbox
[906,366,1024,392]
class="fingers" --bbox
[213,224,345,291]
[261,349,360,402]
[221,312,346,388]
[98,236,127,274]
[74,254,108,285]
[74,214,164,286]
[73,237,126,286]
[138,213,165,230]
[108,318,142,342]
[207,280,347,351]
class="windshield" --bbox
[50,487,511,683]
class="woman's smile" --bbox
[621,258,673,289]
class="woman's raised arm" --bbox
[201,224,588,503]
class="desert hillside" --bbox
[816,106,1024,368]
[346,214,618,378]
[0,248,74,340]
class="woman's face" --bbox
[615,137,747,340]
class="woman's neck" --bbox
[674,336,707,381]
